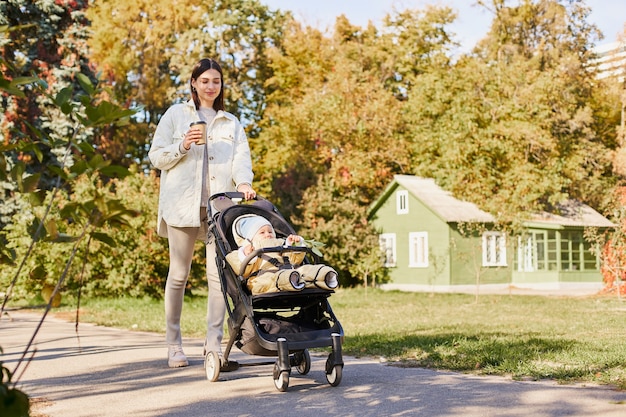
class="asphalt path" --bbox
[2,311,626,417]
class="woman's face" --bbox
[192,68,222,107]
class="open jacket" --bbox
[149,100,253,238]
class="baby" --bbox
[226,215,338,295]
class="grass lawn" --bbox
[45,287,626,389]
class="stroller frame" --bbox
[204,192,344,391]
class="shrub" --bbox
[0,167,208,301]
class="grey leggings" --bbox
[164,222,225,353]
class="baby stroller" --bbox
[204,192,344,391]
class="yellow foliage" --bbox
[41,284,62,308]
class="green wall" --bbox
[448,224,512,285]
[371,185,451,285]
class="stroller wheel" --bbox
[325,354,343,387]
[273,362,290,392]
[205,351,220,382]
[294,349,311,375]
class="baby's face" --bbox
[254,225,276,240]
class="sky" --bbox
[260,0,625,52]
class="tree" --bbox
[404,0,617,224]
[606,27,626,176]
[1,21,138,415]
[1,0,96,229]
[86,0,290,169]
[475,0,601,65]
[255,7,458,285]
[293,174,389,287]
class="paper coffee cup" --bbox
[190,121,207,145]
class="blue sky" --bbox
[260,0,624,51]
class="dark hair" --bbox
[190,58,225,111]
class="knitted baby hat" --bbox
[237,215,273,241]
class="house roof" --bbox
[373,175,495,223]
[528,200,615,228]
[370,174,615,228]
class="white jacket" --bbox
[149,100,254,238]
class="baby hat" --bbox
[238,215,272,241]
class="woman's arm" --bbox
[148,106,188,171]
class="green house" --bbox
[367,175,614,294]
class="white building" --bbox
[592,41,626,81]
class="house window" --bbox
[396,190,408,214]
[517,231,549,272]
[516,230,598,272]
[409,232,428,268]
[482,231,507,267]
[517,235,535,272]
[380,233,396,267]
[517,231,545,272]
[547,230,558,270]
[583,240,598,270]
[561,231,596,271]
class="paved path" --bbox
[2,311,626,417]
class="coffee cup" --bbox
[190,121,207,145]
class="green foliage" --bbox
[294,175,389,287]
[86,0,290,170]
[1,17,141,308]
[2,0,624,295]
[0,72,37,98]
[255,6,458,285]
[0,166,211,300]
[0,170,169,299]
[1,0,95,187]
[301,238,325,258]
[405,32,616,223]
[476,0,601,64]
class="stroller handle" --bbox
[209,191,252,203]
[207,192,270,218]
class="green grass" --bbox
[40,288,626,389]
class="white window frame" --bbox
[517,235,537,272]
[380,233,397,267]
[409,232,429,268]
[396,190,408,215]
[482,231,507,267]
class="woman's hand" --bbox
[237,183,256,200]
[182,128,202,150]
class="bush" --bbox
[0,167,208,300]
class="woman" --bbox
[149,58,256,368]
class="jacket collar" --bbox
[185,99,234,121]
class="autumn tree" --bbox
[255,7,458,285]
[596,25,626,296]
[607,26,626,176]
[86,0,289,169]
[405,0,617,225]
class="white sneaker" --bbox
[168,345,189,368]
